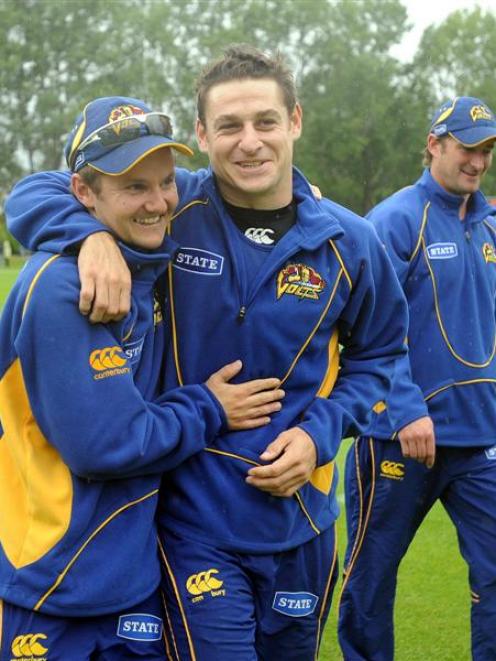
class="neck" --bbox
[220,190,292,210]
[429,169,471,220]
[215,175,293,210]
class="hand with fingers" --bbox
[78,232,131,323]
[206,360,285,430]
[398,416,436,469]
[245,427,317,497]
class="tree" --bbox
[0,0,182,195]
[296,0,422,213]
[412,7,496,194]
[3,0,495,210]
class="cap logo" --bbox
[432,123,448,137]
[108,104,145,135]
[433,99,457,126]
[74,152,85,170]
[470,105,493,122]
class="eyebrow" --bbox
[213,114,241,129]
[120,172,175,186]
[213,109,282,129]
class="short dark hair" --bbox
[196,44,297,125]
[77,165,103,194]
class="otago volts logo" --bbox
[277,263,325,301]
[470,105,493,122]
[108,104,144,134]
[89,346,131,380]
[153,295,163,325]
[11,633,48,659]
[483,243,496,264]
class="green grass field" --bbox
[0,266,21,309]
[0,264,471,660]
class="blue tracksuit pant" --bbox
[159,525,338,660]
[0,591,166,660]
[338,437,496,661]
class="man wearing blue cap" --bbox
[339,96,496,660]
[0,95,284,660]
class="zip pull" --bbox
[238,305,247,322]
[465,230,471,241]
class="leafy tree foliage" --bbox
[413,7,496,194]
[1,0,496,210]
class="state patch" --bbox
[272,591,319,617]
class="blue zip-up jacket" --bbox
[366,169,496,446]
[6,167,409,552]
[0,241,223,616]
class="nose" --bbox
[238,124,262,153]
[144,186,170,215]
[469,150,488,172]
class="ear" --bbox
[290,103,303,140]
[427,134,442,160]
[196,118,209,154]
[71,173,97,210]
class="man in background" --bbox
[339,96,496,661]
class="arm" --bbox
[20,258,285,480]
[5,171,108,252]
[74,168,211,322]
[5,168,209,252]
[5,171,132,322]
[5,169,206,323]
[18,258,223,480]
[371,202,435,466]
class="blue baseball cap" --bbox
[65,96,193,174]
[430,96,496,147]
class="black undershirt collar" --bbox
[223,198,297,246]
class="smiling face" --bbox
[72,148,178,250]
[196,78,302,209]
[428,134,494,197]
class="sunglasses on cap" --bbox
[69,112,173,169]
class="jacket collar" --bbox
[119,236,177,279]
[200,166,345,249]
[420,168,495,224]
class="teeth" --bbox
[239,161,263,168]
[134,216,162,225]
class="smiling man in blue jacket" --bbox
[338,96,496,661]
[5,45,409,660]
[0,95,285,661]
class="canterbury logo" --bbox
[89,346,127,371]
[11,633,48,658]
[186,568,224,595]
[244,227,275,245]
[380,460,405,479]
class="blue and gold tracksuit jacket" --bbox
[6,167,408,553]
[0,241,223,616]
[367,168,496,446]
